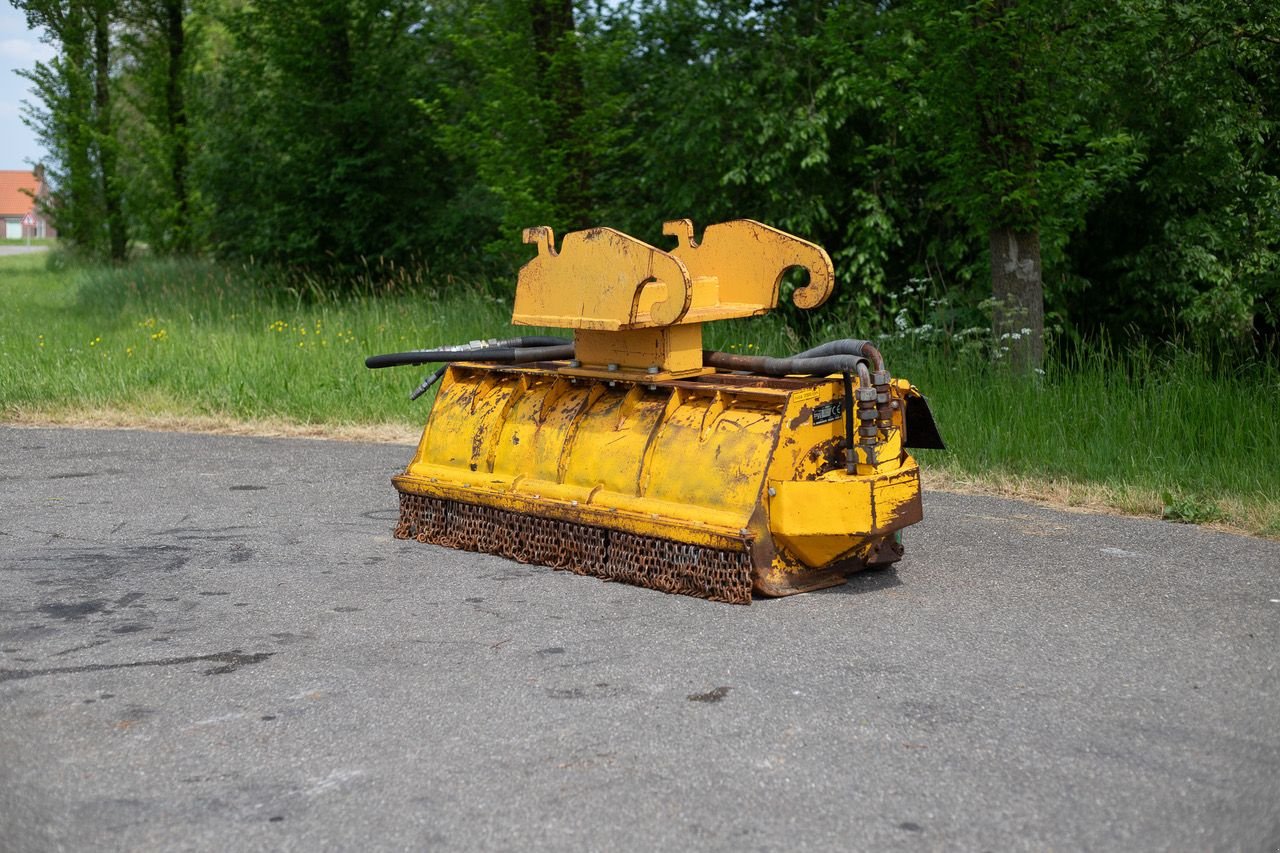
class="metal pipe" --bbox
[841,370,857,473]
[366,343,575,370]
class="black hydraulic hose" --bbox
[409,366,449,401]
[794,339,885,372]
[703,350,874,382]
[365,343,574,370]
[373,335,570,399]
[841,370,856,473]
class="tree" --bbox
[1067,0,1280,349]
[593,0,912,324]
[428,0,623,265]
[899,0,1141,368]
[15,0,129,259]
[195,0,458,276]
[115,0,193,253]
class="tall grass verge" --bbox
[0,253,514,427]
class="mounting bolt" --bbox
[647,365,660,374]
[767,487,777,497]
[568,360,581,368]
[607,363,620,372]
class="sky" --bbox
[1,5,53,171]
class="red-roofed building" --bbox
[1,168,56,240]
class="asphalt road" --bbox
[1,426,1277,852]
[0,245,49,257]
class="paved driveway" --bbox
[1,426,1277,851]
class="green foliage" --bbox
[15,0,123,257]
[1068,0,1280,348]
[599,0,911,319]
[11,0,1279,352]
[114,0,192,253]
[1161,491,1224,524]
[192,0,460,277]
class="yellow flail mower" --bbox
[366,220,943,604]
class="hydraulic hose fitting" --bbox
[872,368,894,437]
[855,363,879,466]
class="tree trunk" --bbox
[92,1,127,260]
[529,0,589,226]
[164,0,189,252]
[989,227,1044,371]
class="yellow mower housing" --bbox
[369,220,942,604]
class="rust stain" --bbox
[788,405,813,430]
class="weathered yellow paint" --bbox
[513,220,834,376]
[662,218,835,312]
[514,226,693,330]
[392,220,930,598]
[397,359,924,590]
[767,466,922,566]
[572,325,705,374]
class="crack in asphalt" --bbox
[0,650,274,682]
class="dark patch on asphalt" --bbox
[228,544,253,564]
[154,526,249,545]
[40,600,109,620]
[47,468,126,480]
[898,821,923,833]
[45,544,192,575]
[111,623,147,634]
[230,485,266,491]
[333,606,360,613]
[545,683,625,700]
[538,647,566,656]
[687,686,731,703]
[269,632,312,645]
[898,699,972,731]
[53,639,110,657]
[199,591,230,596]
[0,650,274,682]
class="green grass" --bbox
[0,252,514,426]
[2,252,1277,536]
[894,344,1280,536]
[1,237,56,246]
